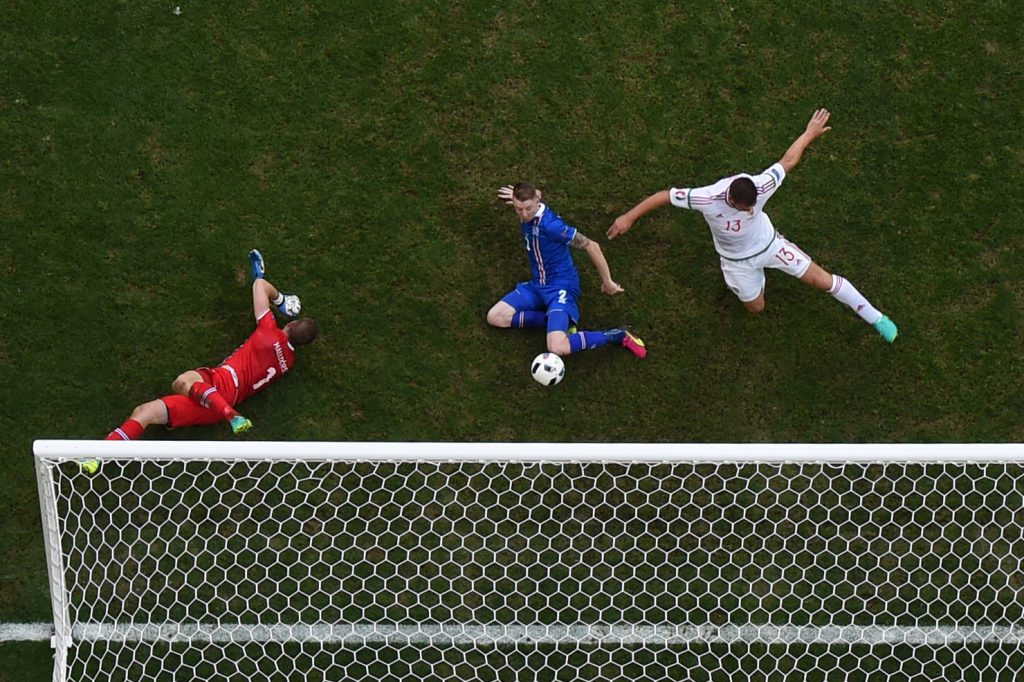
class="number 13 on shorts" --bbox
[769,237,810,276]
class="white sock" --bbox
[828,275,882,324]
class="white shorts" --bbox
[719,233,813,302]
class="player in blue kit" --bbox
[487,182,647,359]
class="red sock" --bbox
[106,419,145,441]
[188,382,238,420]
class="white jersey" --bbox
[669,163,786,260]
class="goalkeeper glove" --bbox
[272,293,301,317]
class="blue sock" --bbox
[603,328,626,344]
[513,311,546,328]
[568,331,612,354]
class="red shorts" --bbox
[160,366,240,429]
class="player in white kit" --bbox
[607,108,897,343]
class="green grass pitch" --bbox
[2,1,1023,680]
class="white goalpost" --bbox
[34,441,1024,682]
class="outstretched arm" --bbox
[252,279,281,319]
[248,250,302,318]
[779,108,831,173]
[252,279,302,318]
[571,232,624,295]
[606,190,672,240]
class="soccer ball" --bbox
[281,294,302,317]
[531,352,565,386]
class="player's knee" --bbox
[129,400,167,428]
[486,304,512,328]
[171,374,194,395]
[745,299,766,314]
[802,264,833,291]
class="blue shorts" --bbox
[501,281,580,334]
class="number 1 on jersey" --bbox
[253,367,276,391]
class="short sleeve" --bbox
[544,215,577,244]
[668,188,691,208]
[255,309,277,332]
[750,163,786,204]
[669,186,716,213]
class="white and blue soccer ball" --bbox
[531,352,565,386]
[280,294,302,317]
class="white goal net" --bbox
[34,441,1024,682]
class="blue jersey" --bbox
[521,204,579,289]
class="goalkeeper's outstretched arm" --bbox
[253,279,302,318]
[252,279,282,318]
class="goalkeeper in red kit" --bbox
[105,251,319,440]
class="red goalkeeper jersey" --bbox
[221,310,295,403]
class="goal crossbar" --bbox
[31,440,1024,463]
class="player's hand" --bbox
[806,108,832,139]
[497,185,514,205]
[278,294,302,317]
[607,215,633,240]
[602,280,625,296]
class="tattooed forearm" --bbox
[570,233,592,249]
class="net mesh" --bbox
[41,457,1024,681]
